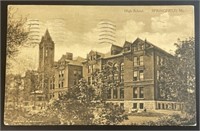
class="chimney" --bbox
[66,52,73,60]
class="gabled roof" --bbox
[132,37,144,45]
[88,50,105,56]
[111,44,123,49]
[132,37,173,56]
[123,41,132,47]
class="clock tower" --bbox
[38,29,55,100]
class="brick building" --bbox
[49,53,83,99]
[37,30,83,100]
[83,38,182,111]
[34,30,182,111]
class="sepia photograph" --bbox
[3,4,197,126]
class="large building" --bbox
[30,30,182,111]
[83,38,183,111]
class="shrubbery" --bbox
[131,113,196,126]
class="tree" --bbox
[158,37,195,115]
[41,63,127,125]
[7,6,30,68]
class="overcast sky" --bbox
[8,5,194,74]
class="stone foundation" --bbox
[106,100,182,112]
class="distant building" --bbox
[49,53,83,99]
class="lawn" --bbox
[121,110,181,125]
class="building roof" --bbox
[112,44,123,49]
[88,50,105,56]
[56,54,83,66]
[123,41,132,47]
[40,29,54,44]
[133,38,173,57]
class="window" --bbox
[113,88,118,99]
[162,103,165,109]
[139,103,144,109]
[52,76,55,89]
[62,70,64,77]
[157,70,160,80]
[59,71,61,77]
[113,63,119,72]
[107,89,111,99]
[139,56,144,65]
[139,87,144,98]
[133,87,144,98]
[92,77,95,84]
[88,65,91,73]
[120,88,124,99]
[166,104,168,109]
[53,83,55,89]
[139,70,144,80]
[88,77,91,85]
[120,63,124,82]
[133,46,137,51]
[61,81,64,88]
[133,71,138,81]
[139,44,144,50]
[133,103,137,109]
[124,47,130,52]
[172,103,174,110]
[59,81,61,88]
[158,103,161,109]
[133,87,138,98]
[74,80,76,85]
[160,58,163,65]
[92,65,94,72]
[157,56,160,65]
[113,63,119,81]
[114,74,119,81]
[45,50,48,57]
[59,70,64,77]
[134,57,138,66]
[74,70,77,76]
[120,62,124,71]
[50,80,53,90]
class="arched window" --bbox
[120,62,124,82]
[113,63,119,81]
[45,49,48,57]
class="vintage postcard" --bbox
[3,4,197,127]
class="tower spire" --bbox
[44,29,52,40]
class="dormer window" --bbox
[139,44,144,50]
[133,46,137,51]
[124,47,130,52]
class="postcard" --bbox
[3,3,198,128]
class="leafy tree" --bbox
[42,63,127,125]
[158,37,195,115]
[7,7,30,68]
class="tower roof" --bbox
[44,29,52,40]
[39,29,54,46]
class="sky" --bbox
[7,5,194,75]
